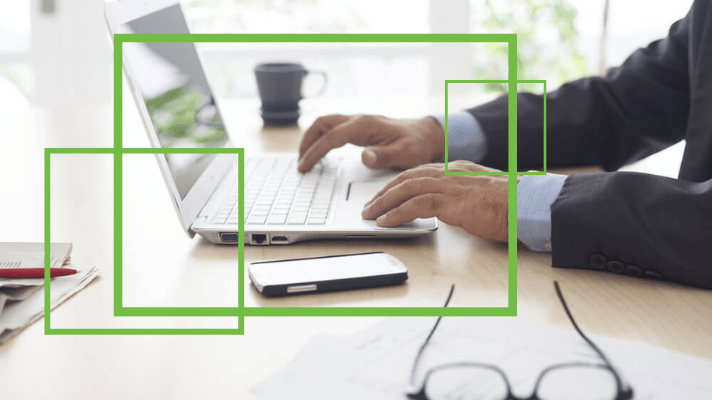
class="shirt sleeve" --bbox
[432,112,487,163]
[434,112,565,252]
[517,173,567,252]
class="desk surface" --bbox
[1,95,710,399]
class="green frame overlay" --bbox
[44,148,245,335]
[44,34,547,337]
[444,79,547,175]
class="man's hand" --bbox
[298,114,444,173]
[361,161,518,242]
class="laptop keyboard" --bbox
[212,156,340,226]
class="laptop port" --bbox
[220,233,239,243]
[251,234,268,245]
[271,235,288,244]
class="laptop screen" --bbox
[119,4,230,199]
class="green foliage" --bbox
[474,0,589,93]
[145,83,227,146]
[0,65,33,103]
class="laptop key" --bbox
[287,212,308,224]
[266,215,287,225]
[246,215,267,225]
[219,156,342,229]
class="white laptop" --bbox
[104,0,437,245]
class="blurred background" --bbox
[0,0,693,109]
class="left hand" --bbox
[361,160,518,241]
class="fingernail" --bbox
[363,150,377,166]
[377,215,387,224]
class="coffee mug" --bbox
[254,62,327,124]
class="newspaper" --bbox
[0,242,73,288]
[0,242,76,318]
[0,266,99,343]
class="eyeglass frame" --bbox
[405,281,635,400]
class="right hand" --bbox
[297,114,445,172]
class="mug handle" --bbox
[302,70,328,98]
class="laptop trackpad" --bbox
[347,179,391,207]
[345,178,435,230]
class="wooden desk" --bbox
[0,96,710,399]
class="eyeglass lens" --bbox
[423,364,618,400]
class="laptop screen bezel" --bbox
[105,0,235,237]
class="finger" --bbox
[363,164,443,208]
[375,194,447,227]
[299,115,394,172]
[447,160,495,173]
[361,142,425,170]
[362,177,445,220]
[361,145,400,169]
[297,117,364,172]
[364,164,443,207]
[298,114,350,159]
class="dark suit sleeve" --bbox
[467,1,712,289]
[468,9,690,171]
[551,172,712,289]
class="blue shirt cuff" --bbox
[432,112,487,163]
[517,173,567,252]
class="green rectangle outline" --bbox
[117,34,517,318]
[442,78,547,320]
[114,148,245,318]
[44,149,245,335]
[42,34,538,339]
[443,79,547,175]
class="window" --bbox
[0,1,32,106]
[0,0,696,107]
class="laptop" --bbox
[104,0,437,245]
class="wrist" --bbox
[420,117,445,162]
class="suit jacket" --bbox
[468,0,712,289]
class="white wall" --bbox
[30,0,112,105]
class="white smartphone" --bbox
[248,252,408,296]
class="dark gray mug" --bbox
[254,62,327,124]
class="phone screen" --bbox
[249,252,406,287]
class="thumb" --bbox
[362,146,398,169]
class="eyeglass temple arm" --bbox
[408,284,455,386]
[553,281,613,364]
[553,281,633,398]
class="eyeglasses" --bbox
[405,282,634,400]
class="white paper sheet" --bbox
[254,316,712,399]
